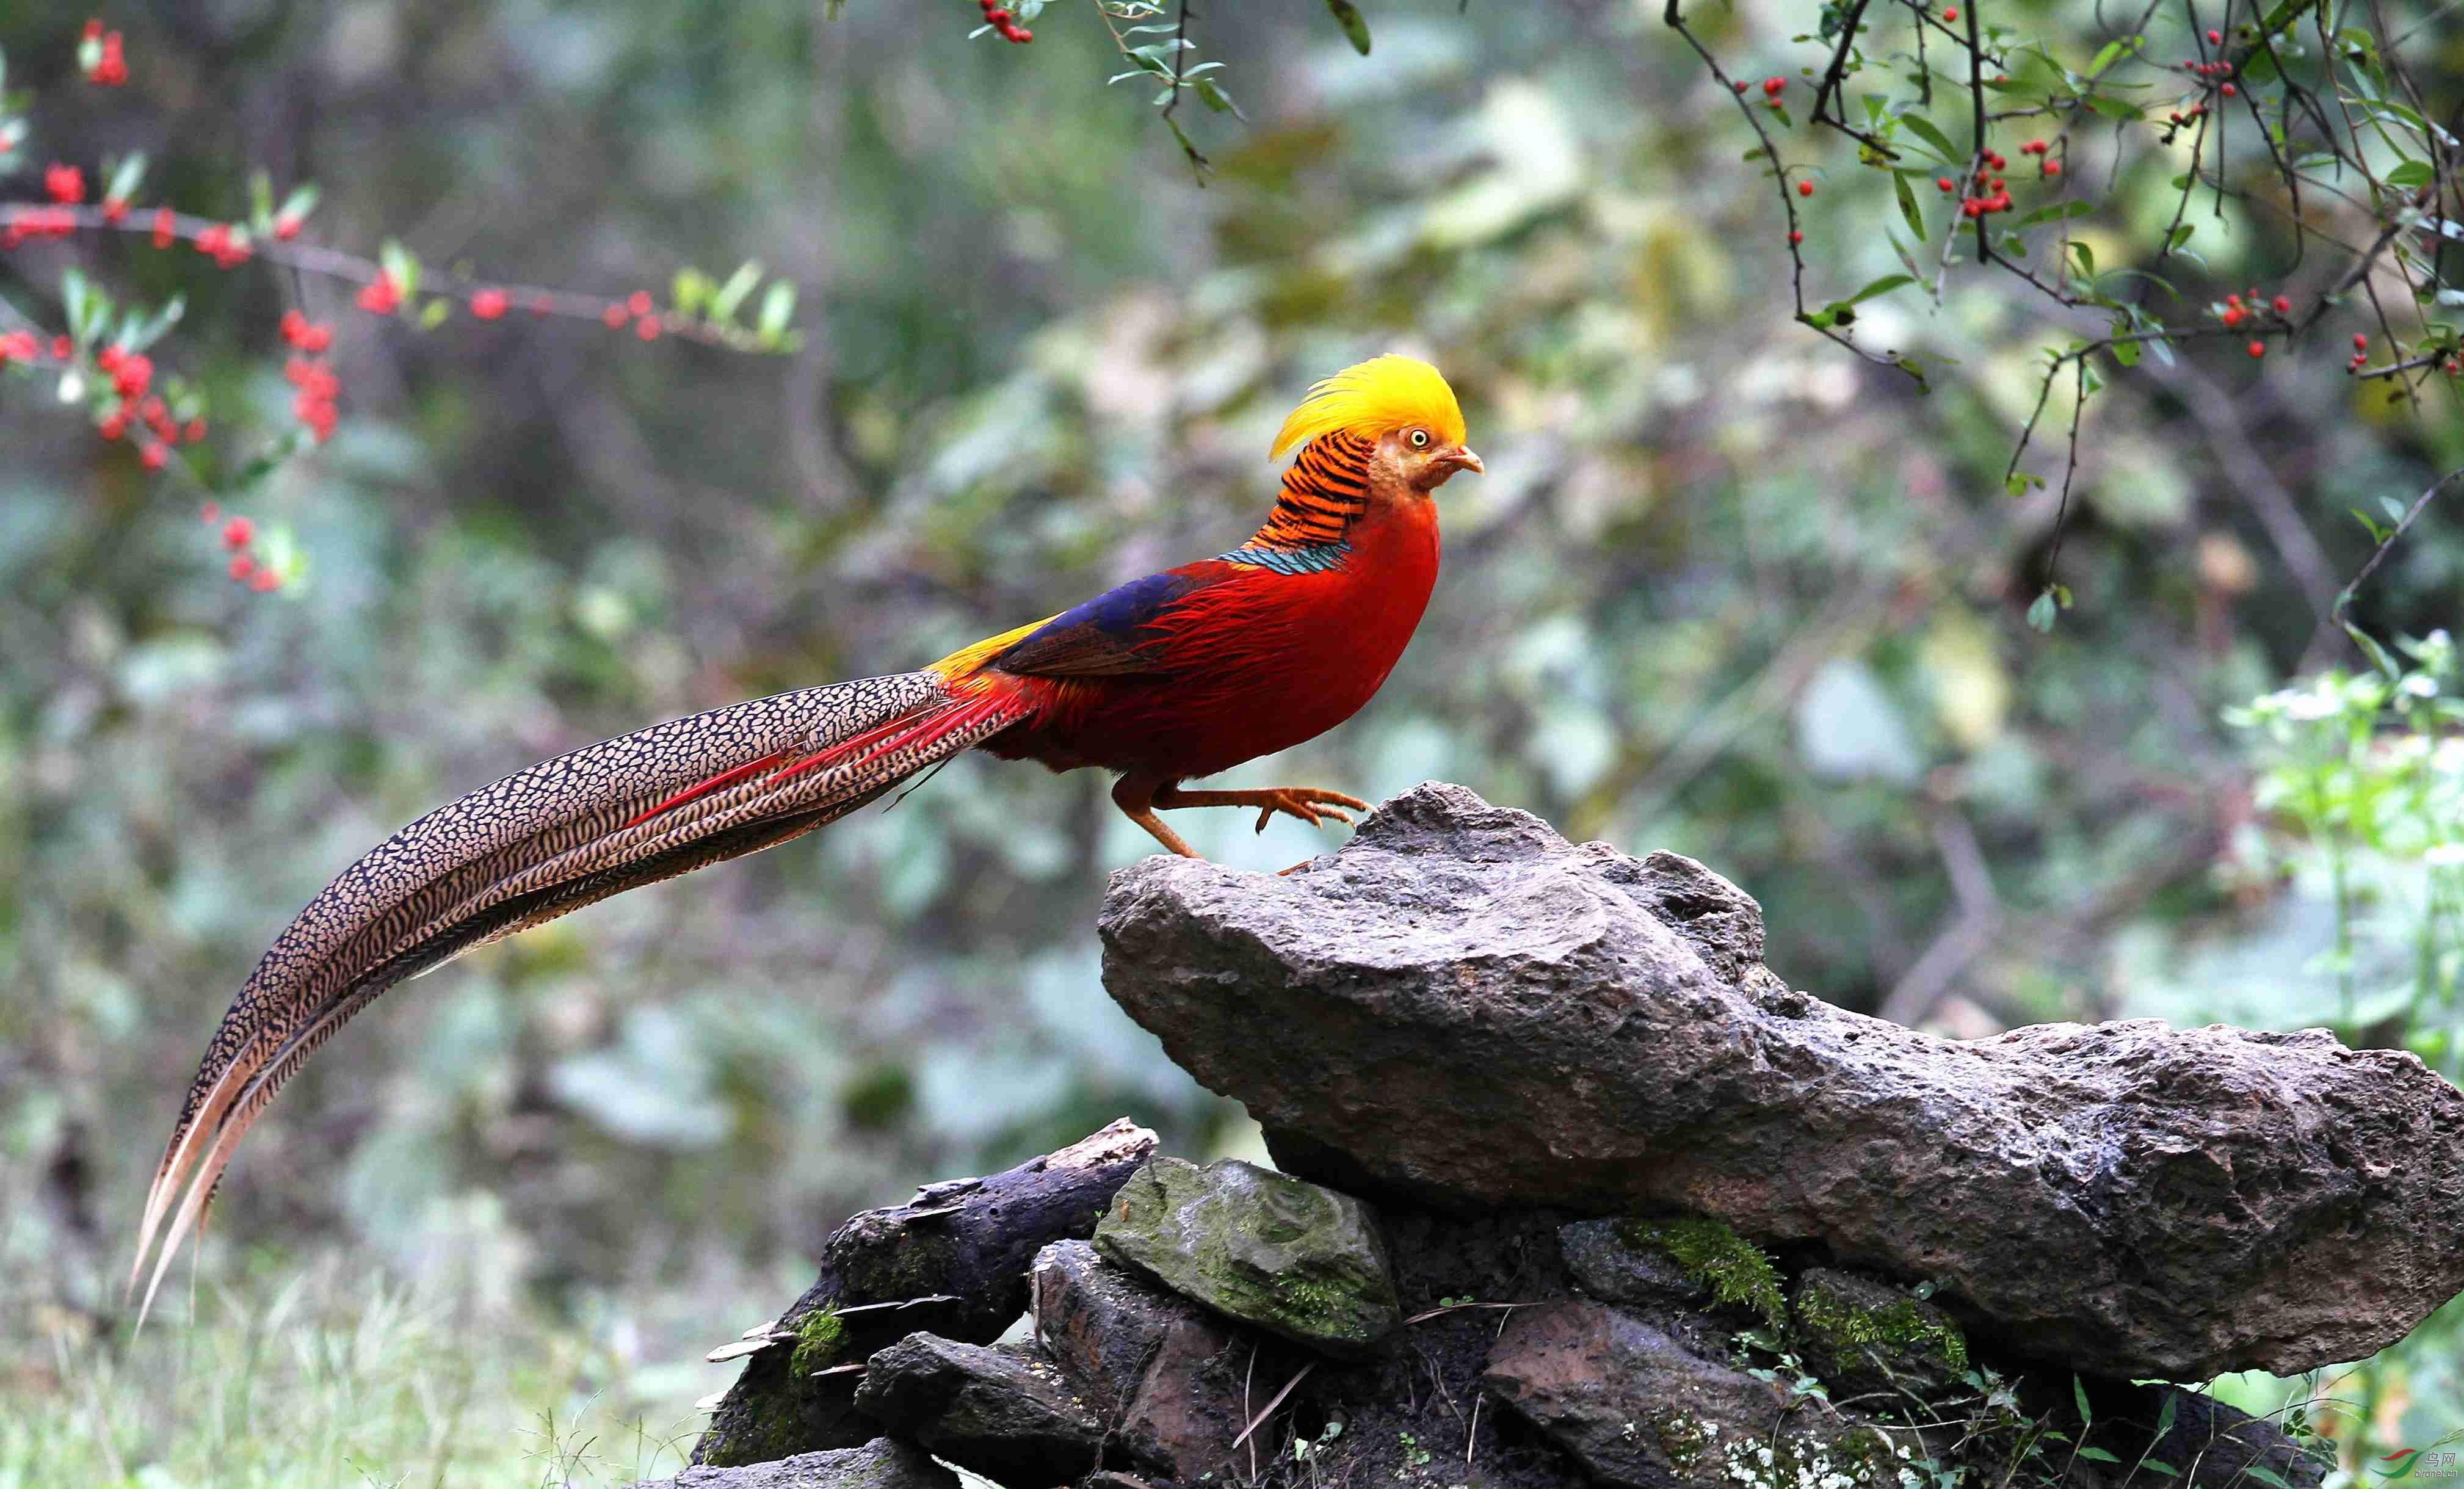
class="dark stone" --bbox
[694,1119,1156,1468]
[1480,1300,1911,1489]
[1096,783,2464,1378]
[1790,1269,1970,1406]
[1093,1158,1401,1359]
[1557,1219,1714,1314]
[1031,1240,1250,1481]
[852,1333,1102,1486]
[628,1438,955,1489]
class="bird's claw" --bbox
[1248,788,1369,835]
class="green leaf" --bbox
[2244,1465,2294,1489]
[2111,337,2140,367]
[2077,1447,2122,1463]
[711,262,763,325]
[2154,1393,2176,1438]
[2070,239,2096,277]
[121,294,184,353]
[416,297,451,330]
[1195,78,1241,116]
[1843,273,1916,306]
[756,281,798,347]
[1896,172,1926,238]
[61,267,99,344]
[672,267,714,317]
[2027,591,2059,632]
[2006,470,2044,497]
[2142,1460,2180,1477]
[1322,0,1371,55]
[379,239,421,299]
[2169,223,2195,248]
[2345,621,2402,679]
[2381,495,2410,523]
[2085,34,2141,77]
[2016,200,2095,228]
[2388,160,2434,189]
[1897,112,1960,164]
[106,151,147,205]
[275,182,320,225]
[2071,1375,2094,1425]
[248,168,274,232]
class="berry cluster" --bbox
[202,505,280,592]
[600,289,662,339]
[1939,148,2023,217]
[976,0,1032,44]
[280,310,341,441]
[355,271,400,316]
[2018,138,2061,177]
[191,221,253,269]
[1,204,79,247]
[78,20,128,87]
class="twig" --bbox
[1230,1361,1319,1452]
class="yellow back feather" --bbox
[1269,355,1466,460]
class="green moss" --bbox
[1619,1217,1786,1330]
[788,1306,846,1379]
[1797,1283,1968,1373]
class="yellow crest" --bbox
[1269,355,1467,460]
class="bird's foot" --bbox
[1242,786,1369,835]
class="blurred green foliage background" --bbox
[3,0,2462,1482]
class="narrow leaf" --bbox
[1322,0,1372,55]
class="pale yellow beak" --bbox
[1445,447,1485,476]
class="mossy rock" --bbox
[1792,1267,1970,1404]
[1093,1157,1402,1358]
[1612,1215,1787,1331]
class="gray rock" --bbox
[1481,1300,1912,1489]
[1096,781,2464,1379]
[851,1333,1101,1485]
[1031,1240,1249,1480]
[1092,1157,1401,1360]
[1789,1269,1970,1405]
[629,1438,955,1489]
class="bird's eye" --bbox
[1408,429,1430,449]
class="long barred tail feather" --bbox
[131,670,1027,1325]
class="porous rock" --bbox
[1093,1157,1401,1360]
[628,1438,954,1489]
[1481,1299,1910,1489]
[1096,782,2464,1378]
[851,1333,1101,1485]
[1031,1239,1250,1480]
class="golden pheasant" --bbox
[131,354,1479,1317]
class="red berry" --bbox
[2042,160,2062,177]
[1008,27,1030,40]
[985,7,1011,20]
[2247,339,2265,358]
[98,411,127,441]
[1937,176,1955,192]
[229,555,256,582]
[273,214,301,241]
[1798,179,1814,197]
[300,322,332,353]
[2221,82,2236,96]
[636,314,662,341]
[2207,28,2222,43]
[471,289,509,320]
[223,516,256,549]
[1990,177,2005,191]
[1941,6,1957,18]
[98,344,124,372]
[84,18,103,39]
[2225,293,2242,308]
[1963,200,1984,217]
[1734,80,1750,95]
[2448,360,2460,375]
[2270,295,2290,314]
[601,303,629,328]
[101,197,128,225]
[357,272,400,314]
[2354,333,2369,350]
[200,501,220,524]
[185,417,208,443]
[45,162,85,205]
[112,353,152,400]
[139,441,167,471]
[1789,230,1805,244]
[2222,306,2244,327]
[250,568,281,593]
[52,336,72,361]
[626,290,653,316]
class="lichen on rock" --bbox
[1093,1156,1402,1358]
[1791,1269,1969,1402]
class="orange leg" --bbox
[1110,774,1370,860]
[1155,783,1369,835]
